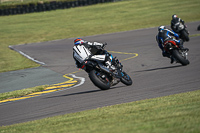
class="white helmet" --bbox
[172,14,177,19]
[158,26,166,31]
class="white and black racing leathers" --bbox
[73,41,111,69]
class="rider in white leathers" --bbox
[73,38,114,70]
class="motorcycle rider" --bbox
[156,26,188,63]
[171,14,185,33]
[73,38,115,71]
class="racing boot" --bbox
[170,57,175,64]
[180,45,189,52]
[162,51,170,58]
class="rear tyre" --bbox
[172,49,189,66]
[181,30,189,42]
[89,70,111,90]
[120,72,132,86]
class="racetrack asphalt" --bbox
[0,21,199,126]
[0,67,67,93]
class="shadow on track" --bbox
[45,90,101,99]
[45,85,125,99]
[135,65,182,73]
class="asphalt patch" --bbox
[0,67,67,93]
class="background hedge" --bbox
[0,0,119,16]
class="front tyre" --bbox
[89,70,111,90]
[120,72,132,86]
[172,49,189,66]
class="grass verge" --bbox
[190,34,200,37]
[0,90,200,132]
[0,0,200,73]
[0,1,199,131]
[0,85,48,101]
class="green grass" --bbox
[190,34,200,37]
[0,85,48,101]
[0,0,200,73]
[0,90,200,133]
[0,1,200,131]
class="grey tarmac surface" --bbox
[0,67,67,93]
[0,21,200,126]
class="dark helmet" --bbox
[74,38,85,45]
[158,25,166,31]
[172,14,177,19]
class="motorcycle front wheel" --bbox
[120,72,132,86]
[89,70,111,90]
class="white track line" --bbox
[9,45,45,65]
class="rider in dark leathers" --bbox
[171,14,185,33]
[156,26,187,63]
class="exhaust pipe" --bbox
[98,64,112,74]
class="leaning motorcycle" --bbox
[173,22,189,42]
[82,52,132,90]
[164,40,189,66]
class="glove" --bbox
[174,33,179,40]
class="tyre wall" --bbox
[0,0,121,16]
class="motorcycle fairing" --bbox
[91,55,106,61]
[163,40,179,52]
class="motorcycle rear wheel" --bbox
[172,49,190,66]
[89,70,111,90]
[181,30,189,42]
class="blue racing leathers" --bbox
[156,28,183,52]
